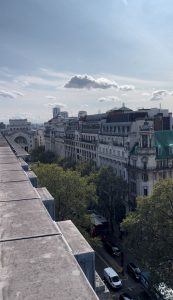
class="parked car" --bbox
[104,267,122,289]
[103,239,121,256]
[127,262,141,281]
[119,292,134,300]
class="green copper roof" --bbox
[155,130,173,159]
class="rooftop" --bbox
[0,134,98,300]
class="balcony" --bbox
[136,147,156,155]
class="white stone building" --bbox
[44,106,173,209]
[5,119,35,152]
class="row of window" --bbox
[131,170,172,181]
[78,151,96,160]
[99,157,127,168]
[76,135,96,142]
[9,127,29,131]
[102,125,130,134]
[99,147,125,157]
[156,159,173,168]
[76,143,96,151]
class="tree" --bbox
[96,166,128,231]
[75,160,97,177]
[31,146,57,163]
[121,179,173,288]
[58,157,76,170]
[32,163,97,228]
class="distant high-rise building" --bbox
[53,106,60,118]
[78,111,87,119]
[61,111,68,118]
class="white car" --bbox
[104,267,122,289]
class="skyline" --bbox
[1,0,173,122]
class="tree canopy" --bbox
[32,163,97,228]
[121,179,173,288]
[96,166,128,230]
[31,146,57,163]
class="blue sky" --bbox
[1,0,173,122]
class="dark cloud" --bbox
[64,75,118,89]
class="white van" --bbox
[104,267,122,289]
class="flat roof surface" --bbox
[0,170,29,183]
[58,220,94,255]
[36,187,54,201]
[0,139,8,147]
[0,143,98,300]
[0,148,14,155]
[0,181,39,202]
[0,163,22,171]
[0,156,19,164]
[0,235,98,300]
[0,199,59,241]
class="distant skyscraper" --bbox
[53,106,60,118]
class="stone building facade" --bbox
[44,107,173,208]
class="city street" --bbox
[95,244,148,300]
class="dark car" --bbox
[102,239,121,256]
[119,292,134,300]
[127,262,141,281]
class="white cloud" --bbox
[150,90,168,101]
[150,95,163,101]
[142,92,150,96]
[12,90,24,96]
[64,74,118,89]
[0,90,16,99]
[45,95,56,100]
[153,90,168,97]
[119,85,135,91]
[44,102,67,108]
[98,96,120,103]
[81,104,89,108]
[13,79,30,87]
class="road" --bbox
[95,245,147,300]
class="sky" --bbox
[1,0,173,123]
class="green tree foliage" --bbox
[58,157,76,170]
[121,179,173,288]
[32,164,97,228]
[76,160,97,177]
[96,166,128,230]
[31,146,57,163]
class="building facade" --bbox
[5,119,43,152]
[44,107,173,208]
